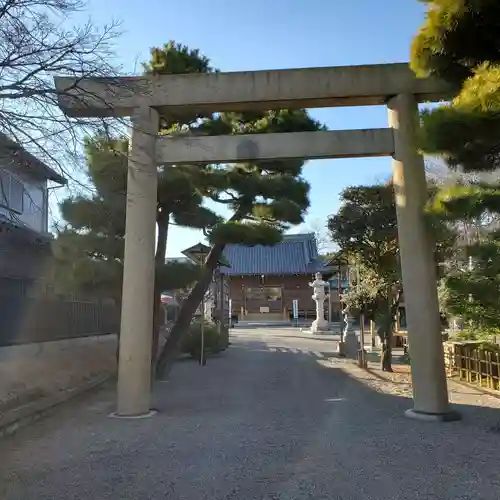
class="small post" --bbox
[292,299,299,328]
[217,269,222,335]
[328,282,332,329]
[338,267,343,342]
[359,313,367,368]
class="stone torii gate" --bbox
[54,62,459,422]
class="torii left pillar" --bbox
[114,106,159,418]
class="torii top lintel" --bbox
[53,62,455,118]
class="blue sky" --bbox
[75,0,428,256]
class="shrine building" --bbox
[221,233,347,322]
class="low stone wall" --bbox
[0,334,117,432]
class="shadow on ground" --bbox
[265,334,340,342]
[1,335,500,500]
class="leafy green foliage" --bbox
[411,0,500,84]
[412,2,500,339]
[428,183,500,220]
[418,65,500,172]
[442,241,500,337]
[328,183,455,370]
[180,321,227,358]
[327,184,401,370]
[154,44,325,377]
[142,41,215,130]
[412,1,500,173]
[328,185,399,282]
[209,221,282,246]
[53,137,204,301]
[338,263,384,320]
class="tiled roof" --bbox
[221,232,332,276]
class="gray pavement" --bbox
[2,327,500,499]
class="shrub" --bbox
[180,321,226,358]
[452,328,500,343]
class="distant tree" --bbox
[328,185,400,371]
[425,160,500,246]
[328,183,455,371]
[429,183,500,339]
[306,218,334,254]
[442,241,500,339]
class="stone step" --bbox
[242,313,284,322]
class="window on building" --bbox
[0,169,24,214]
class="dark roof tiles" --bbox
[221,232,331,276]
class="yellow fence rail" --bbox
[444,342,500,392]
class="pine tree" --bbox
[412,1,500,337]
[411,0,500,171]
[55,41,325,378]
[146,46,324,378]
[328,184,455,370]
[53,136,210,304]
[155,107,325,378]
[55,42,226,363]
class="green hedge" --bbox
[180,321,229,358]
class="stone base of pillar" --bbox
[109,410,157,420]
[311,318,329,333]
[404,408,462,423]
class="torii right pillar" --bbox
[388,94,460,422]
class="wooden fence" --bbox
[0,297,120,346]
[444,342,500,392]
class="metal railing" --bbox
[0,297,120,346]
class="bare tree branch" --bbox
[0,0,124,190]
[306,217,334,254]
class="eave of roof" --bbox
[0,133,67,185]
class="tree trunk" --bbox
[152,214,169,372]
[381,331,393,372]
[380,289,402,372]
[155,241,226,380]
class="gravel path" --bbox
[2,328,500,499]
